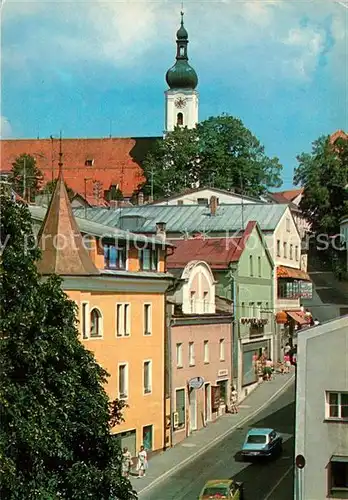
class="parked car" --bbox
[198,479,244,499]
[241,428,283,459]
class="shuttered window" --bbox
[175,389,185,427]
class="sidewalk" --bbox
[129,370,295,497]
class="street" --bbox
[141,383,295,500]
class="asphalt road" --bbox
[142,383,295,500]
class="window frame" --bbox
[249,255,253,276]
[143,360,152,395]
[143,303,152,336]
[326,391,348,421]
[219,339,225,361]
[276,239,281,257]
[328,456,348,496]
[190,291,196,313]
[204,340,209,364]
[175,388,186,429]
[176,342,183,368]
[104,242,127,270]
[283,241,287,258]
[89,307,103,338]
[115,303,131,337]
[203,291,209,312]
[81,301,89,339]
[258,256,261,277]
[189,341,195,366]
[139,247,159,271]
[290,244,293,260]
[118,363,129,400]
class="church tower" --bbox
[164,12,199,133]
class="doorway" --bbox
[142,425,153,451]
[189,389,197,431]
[204,383,211,423]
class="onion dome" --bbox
[165,12,198,90]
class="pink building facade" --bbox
[168,261,233,446]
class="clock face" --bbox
[174,97,187,109]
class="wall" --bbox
[171,321,232,446]
[165,90,199,132]
[295,318,348,500]
[181,261,216,314]
[154,188,257,206]
[66,288,165,456]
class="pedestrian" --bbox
[264,358,273,381]
[136,445,148,478]
[284,353,291,373]
[314,318,320,326]
[230,386,238,414]
[284,342,291,356]
[121,447,132,478]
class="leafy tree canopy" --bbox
[141,114,282,199]
[0,189,137,500]
[9,154,43,202]
[294,135,348,236]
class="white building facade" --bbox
[295,316,348,500]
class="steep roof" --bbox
[1,136,159,198]
[37,167,100,276]
[271,188,303,203]
[330,130,347,143]
[73,203,288,234]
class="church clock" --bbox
[174,97,187,109]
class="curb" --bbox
[137,373,295,497]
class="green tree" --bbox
[141,114,282,199]
[0,189,137,500]
[43,178,75,201]
[294,135,348,236]
[105,185,124,202]
[9,154,43,202]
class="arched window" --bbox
[177,113,183,126]
[90,308,102,337]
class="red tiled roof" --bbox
[330,130,347,143]
[168,221,257,269]
[272,188,303,202]
[1,137,158,198]
[277,265,311,281]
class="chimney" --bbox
[156,221,166,240]
[209,196,218,216]
[138,191,144,205]
[109,200,119,209]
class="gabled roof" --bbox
[167,221,274,269]
[270,188,303,203]
[73,203,288,234]
[1,136,159,198]
[149,185,263,205]
[37,169,100,276]
[330,130,347,143]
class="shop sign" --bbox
[211,385,221,412]
[188,376,205,390]
[300,281,313,299]
[218,369,228,377]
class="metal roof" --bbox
[29,205,172,246]
[73,203,288,234]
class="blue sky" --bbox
[1,0,347,189]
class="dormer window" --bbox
[104,242,126,269]
[85,158,94,166]
[140,248,158,271]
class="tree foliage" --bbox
[294,135,348,236]
[0,189,137,500]
[42,178,75,201]
[9,154,43,202]
[141,114,282,199]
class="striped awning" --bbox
[277,266,311,281]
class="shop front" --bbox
[242,339,271,387]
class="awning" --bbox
[331,456,348,463]
[277,266,311,281]
[286,311,308,325]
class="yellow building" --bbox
[36,165,173,457]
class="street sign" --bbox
[295,454,306,469]
[188,376,205,390]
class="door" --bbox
[189,389,197,431]
[142,425,153,450]
[204,383,211,422]
[114,429,136,457]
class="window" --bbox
[290,244,293,260]
[204,340,209,363]
[257,302,262,318]
[85,158,94,166]
[326,392,348,420]
[190,291,196,313]
[140,248,158,271]
[90,308,102,337]
[176,343,183,368]
[277,239,281,257]
[144,304,152,335]
[177,200,184,205]
[249,255,253,276]
[278,280,300,299]
[143,361,152,394]
[197,198,208,206]
[104,243,126,269]
[219,339,225,361]
[203,292,208,312]
[258,256,261,277]
[283,242,287,258]
[295,245,299,261]
[81,302,88,339]
[118,364,128,399]
[175,389,185,429]
[329,457,348,495]
[177,112,183,126]
[179,46,185,56]
[247,434,267,444]
[241,302,245,316]
[249,302,255,317]
[286,217,290,232]
[116,303,130,337]
[189,342,195,366]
